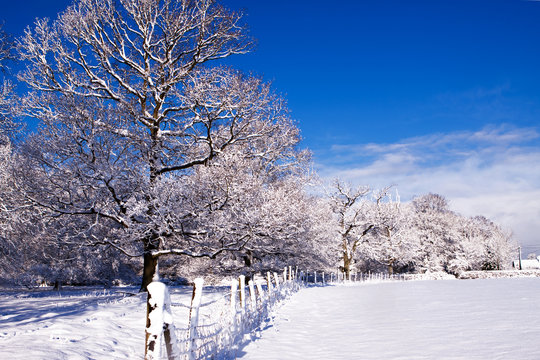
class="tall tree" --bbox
[16,0,301,290]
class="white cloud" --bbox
[316,125,540,249]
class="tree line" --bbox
[0,0,515,290]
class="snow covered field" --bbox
[0,286,201,359]
[1,278,540,359]
[239,278,540,360]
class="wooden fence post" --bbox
[239,275,246,313]
[187,278,204,360]
[273,272,280,290]
[248,279,256,310]
[230,278,238,320]
[283,267,287,283]
[266,272,273,298]
[289,266,293,281]
[314,271,317,284]
[255,279,264,302]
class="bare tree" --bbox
[328,180,374,280]
[16,0,306,290]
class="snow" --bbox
[238,278,540,360]
[2,278,540,359]
[0,287,143,358]
[0,286,195,359]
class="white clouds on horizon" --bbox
[316,124,540,250]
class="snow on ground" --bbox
[2,278,540,359]
[237,278,540,360]
[0,286,199,359]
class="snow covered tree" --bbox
[469,216,515,271]
[16,0,305,290]
[409,193,461,273]
[359,188,419,274]
[170,153,328,280]
[132,129,314,279]
[328,180,374,279]
[409,194,515,275]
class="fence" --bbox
[301,270,458,284]
[301,270,409,284]
[144,266,301,360]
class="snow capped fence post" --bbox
[314,271,317,284]
[322,272,325,285]
[145,281,167,360]
[187,278,204,360]
[283,267,287,283]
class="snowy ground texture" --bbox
[2,277,540,359]
[0,286,160,358]
[238,278,540,360]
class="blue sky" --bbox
[2,0,540,253]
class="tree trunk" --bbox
[343,253,351,280]
[387,263,394,276]
[141,134,161,293]
[140,237,160,292]
[53,280,62,291]
[140,252,159,292]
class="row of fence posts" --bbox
[144,266,300,360]
[302,271,407,284]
